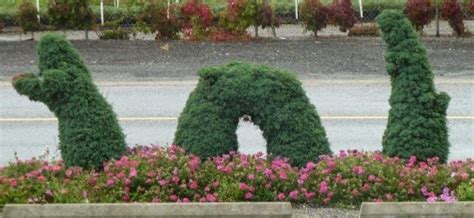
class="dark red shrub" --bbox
[181,0,214,40]
[442,0,469,36]
[300,0,330,36]
[329,0,357,32]
[140,3,181,40]
[256,2,280,29]
[404,0,433,31]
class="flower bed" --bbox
[0,145,472,208]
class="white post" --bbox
[295,0,298,20]
[100,0,104,25]
[167,0,170,19]
[36,0,40,22]
[117,0,120,8]
[358,0,363,18]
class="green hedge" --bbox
[377,10,450,163]
[12,34,127,169]
[174,62,331,167]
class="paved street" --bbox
[1,79,472,165]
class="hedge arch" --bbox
[174,62,331,167]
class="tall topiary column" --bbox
[174,62,331,167]
[376,10,450,163]
[12,34,126,169]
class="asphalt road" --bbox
[1,38,473,81]
[1,79,472,165]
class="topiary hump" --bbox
[12,34,127,169]
[376,10,451,163]
[174,62,331,167]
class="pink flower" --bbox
[129,168,137,177]
[189,180,198,190]
[305,192,316,200]
[279,171,288,180]
[122,194,130,201]
[362,183,370,192]
[319,181,328,193]
[65,169,73,177]
[37,175,45,182]
[351,189,360,197]
[169,194,178,202]
[277,193,286,201]
[182,198,190,203]
[427,196,438,203]
[106,179,115,187]
[247,174,255,180]
[289,190,299,200]
[9,179,17,187]
[52,165,62,172]
[159,179,167,186]
[248,186,255,193]
[305,161,316,170]
[264,169,273,178]
[117,172,126,179]
[352,166,365,176]
[245,192,253,200]
[206,193,217,202]
[188,156,200,171]
[368,175,376,182]
[212,181,220,188]
[239,183,248,190]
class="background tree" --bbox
[17,0,41,39]
[48,0,94,39]
[404,0,433,32]
[376,10,450,163]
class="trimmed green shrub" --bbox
[174,62,331,167]
[17,0,41,36]
[11,34,127,169]
[376,10,450,163]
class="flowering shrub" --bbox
[441,0,470,36]
[180,0,214,40]
[300,0,330,36]
[404,0,433,31]
[1,145,473,207]
[329,0,357,32]
[219,0,258,34]
[17,0,41,35]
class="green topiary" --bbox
[174,62,331,167]
[376,10,450,163]
[12,34,127,169]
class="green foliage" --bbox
[455,181,474,201]
[11,34,127,169]
[48,0,95,30]
[174,62,331,167]
[17,0,41,33]
[219,0,258,34]
[376,10,450,163]
[97,18,131,40]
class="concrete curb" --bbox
[359,202,474,218]
[1,202,292,218]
